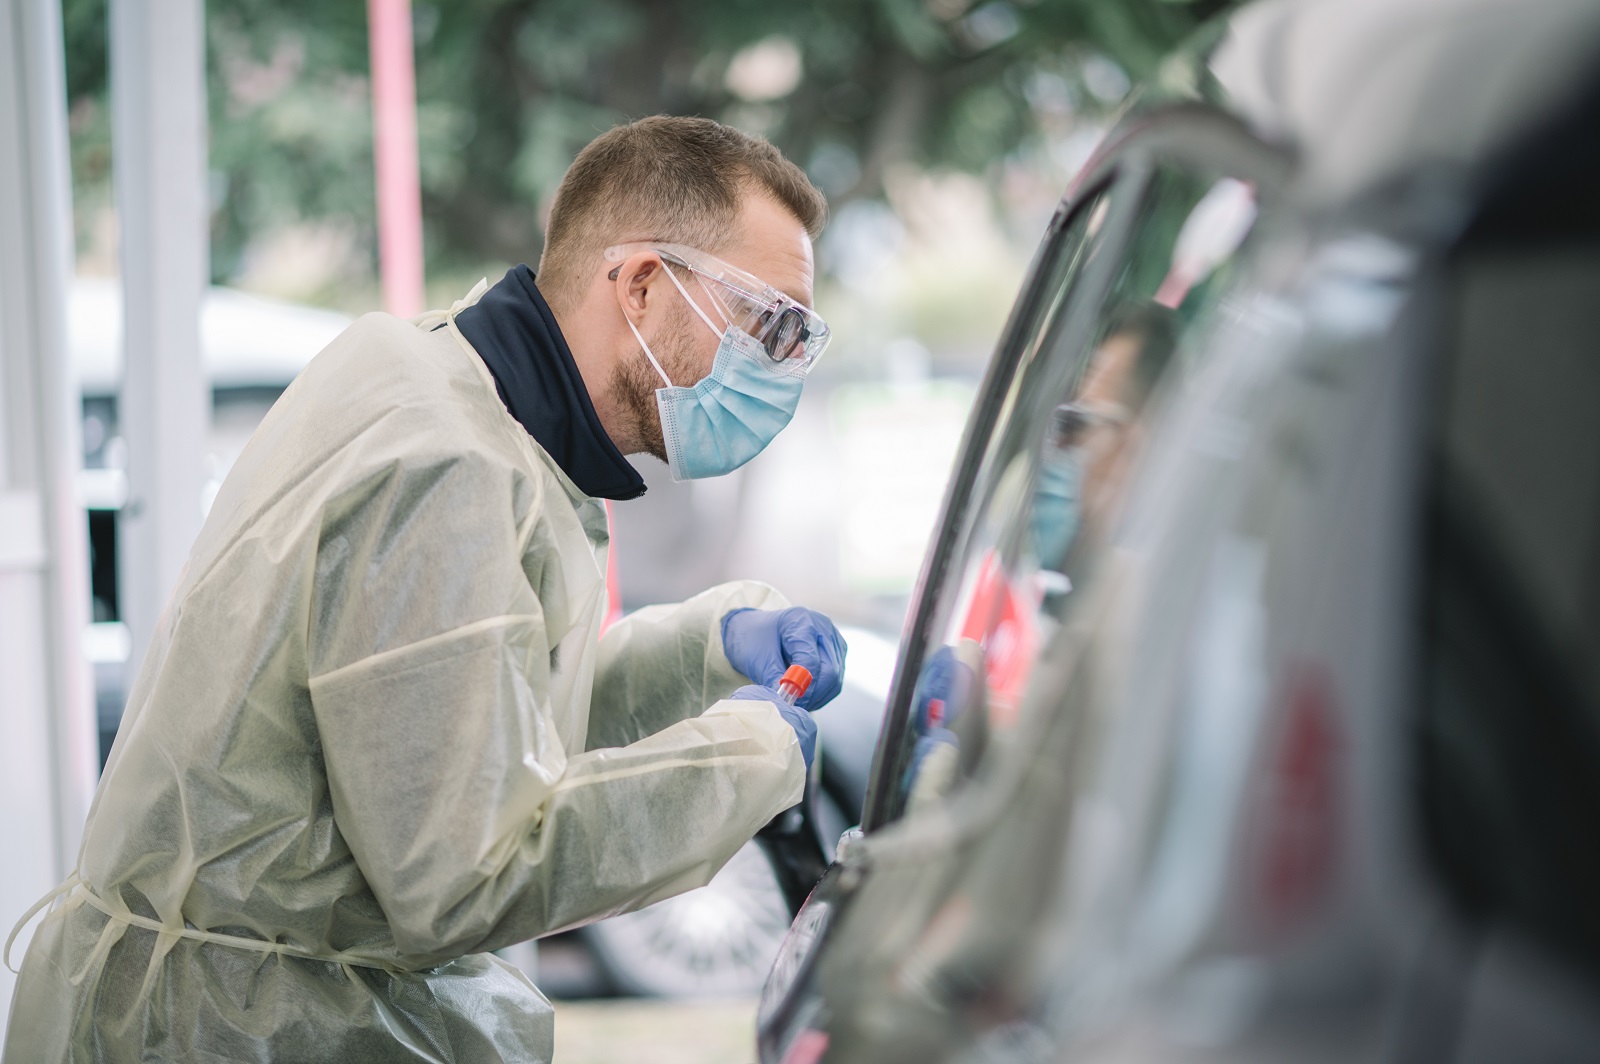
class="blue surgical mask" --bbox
[625,266,806,481]
[1031,446,1085,567]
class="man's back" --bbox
[6,290,805,1063]
[8,310,565,1063]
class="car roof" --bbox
[72,277,352,396]
[1151,0,1600,206]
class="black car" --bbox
[757,0,1600,1060]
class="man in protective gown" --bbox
[3,116,846,1062]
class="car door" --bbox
[757,106,1288,1064]
[754,162,1130,1060]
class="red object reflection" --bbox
[1255,664,1342,933]
[958,553,1039,728]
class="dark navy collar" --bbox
[454,265,646,501]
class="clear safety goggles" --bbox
[1048,400,1131,449]
[606,242,831,371]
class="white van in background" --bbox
[71,277,351,761]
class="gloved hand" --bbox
[731,684,817,771]
[721,607,847,710]
[912,644,977,734]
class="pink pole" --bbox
[368,0,424,317]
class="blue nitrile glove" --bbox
[900,645,980,797]
[721,607,848,710]
[731,684,817,771]
[912,644,977,734]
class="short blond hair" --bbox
[538,116,827,314]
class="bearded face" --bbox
[609,293,709,465]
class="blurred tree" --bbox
[60,0,1237,290]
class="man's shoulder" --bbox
[247,312,529,490]
[319,310,443,373]
[296,312,495,420]
[341,308,432,342]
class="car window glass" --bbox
[881,168,1260,826]
[978,193,1115,453]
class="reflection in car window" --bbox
[885,169,1260,825]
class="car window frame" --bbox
[858,165,1139,832]
[859,106,1291,834]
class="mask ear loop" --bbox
[658,263,726,341]
[692,272,736,330]
[609,251,683,389]
[622,313,673,389]
[611,253,729,386]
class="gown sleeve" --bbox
[305,453,804,968]
[585,579,791,750]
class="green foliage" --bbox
[59,0,1239,287]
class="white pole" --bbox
[110,0,211,682]
[0,0,101,1035]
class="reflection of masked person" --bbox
[1031,441,1086,571]
[1034,301,1177,570]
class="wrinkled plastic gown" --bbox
[2,284,804,1063]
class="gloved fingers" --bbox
[913,644,975,728]
[721,608,786,688]
[729,683,787,703]
[729,684,815,770]
[776,620,824,683]
[724,606,848,708]
[820,623,849,706]
[798,638,846,709]
[777,609,848,710]
[782,702,817,771]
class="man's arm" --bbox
[585,580,790,751]
[311,632,804,967]
[307,456,804,969]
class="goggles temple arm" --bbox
[693,271,737,330]
[659,261,726,340]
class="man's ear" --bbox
[611,253,661,318]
